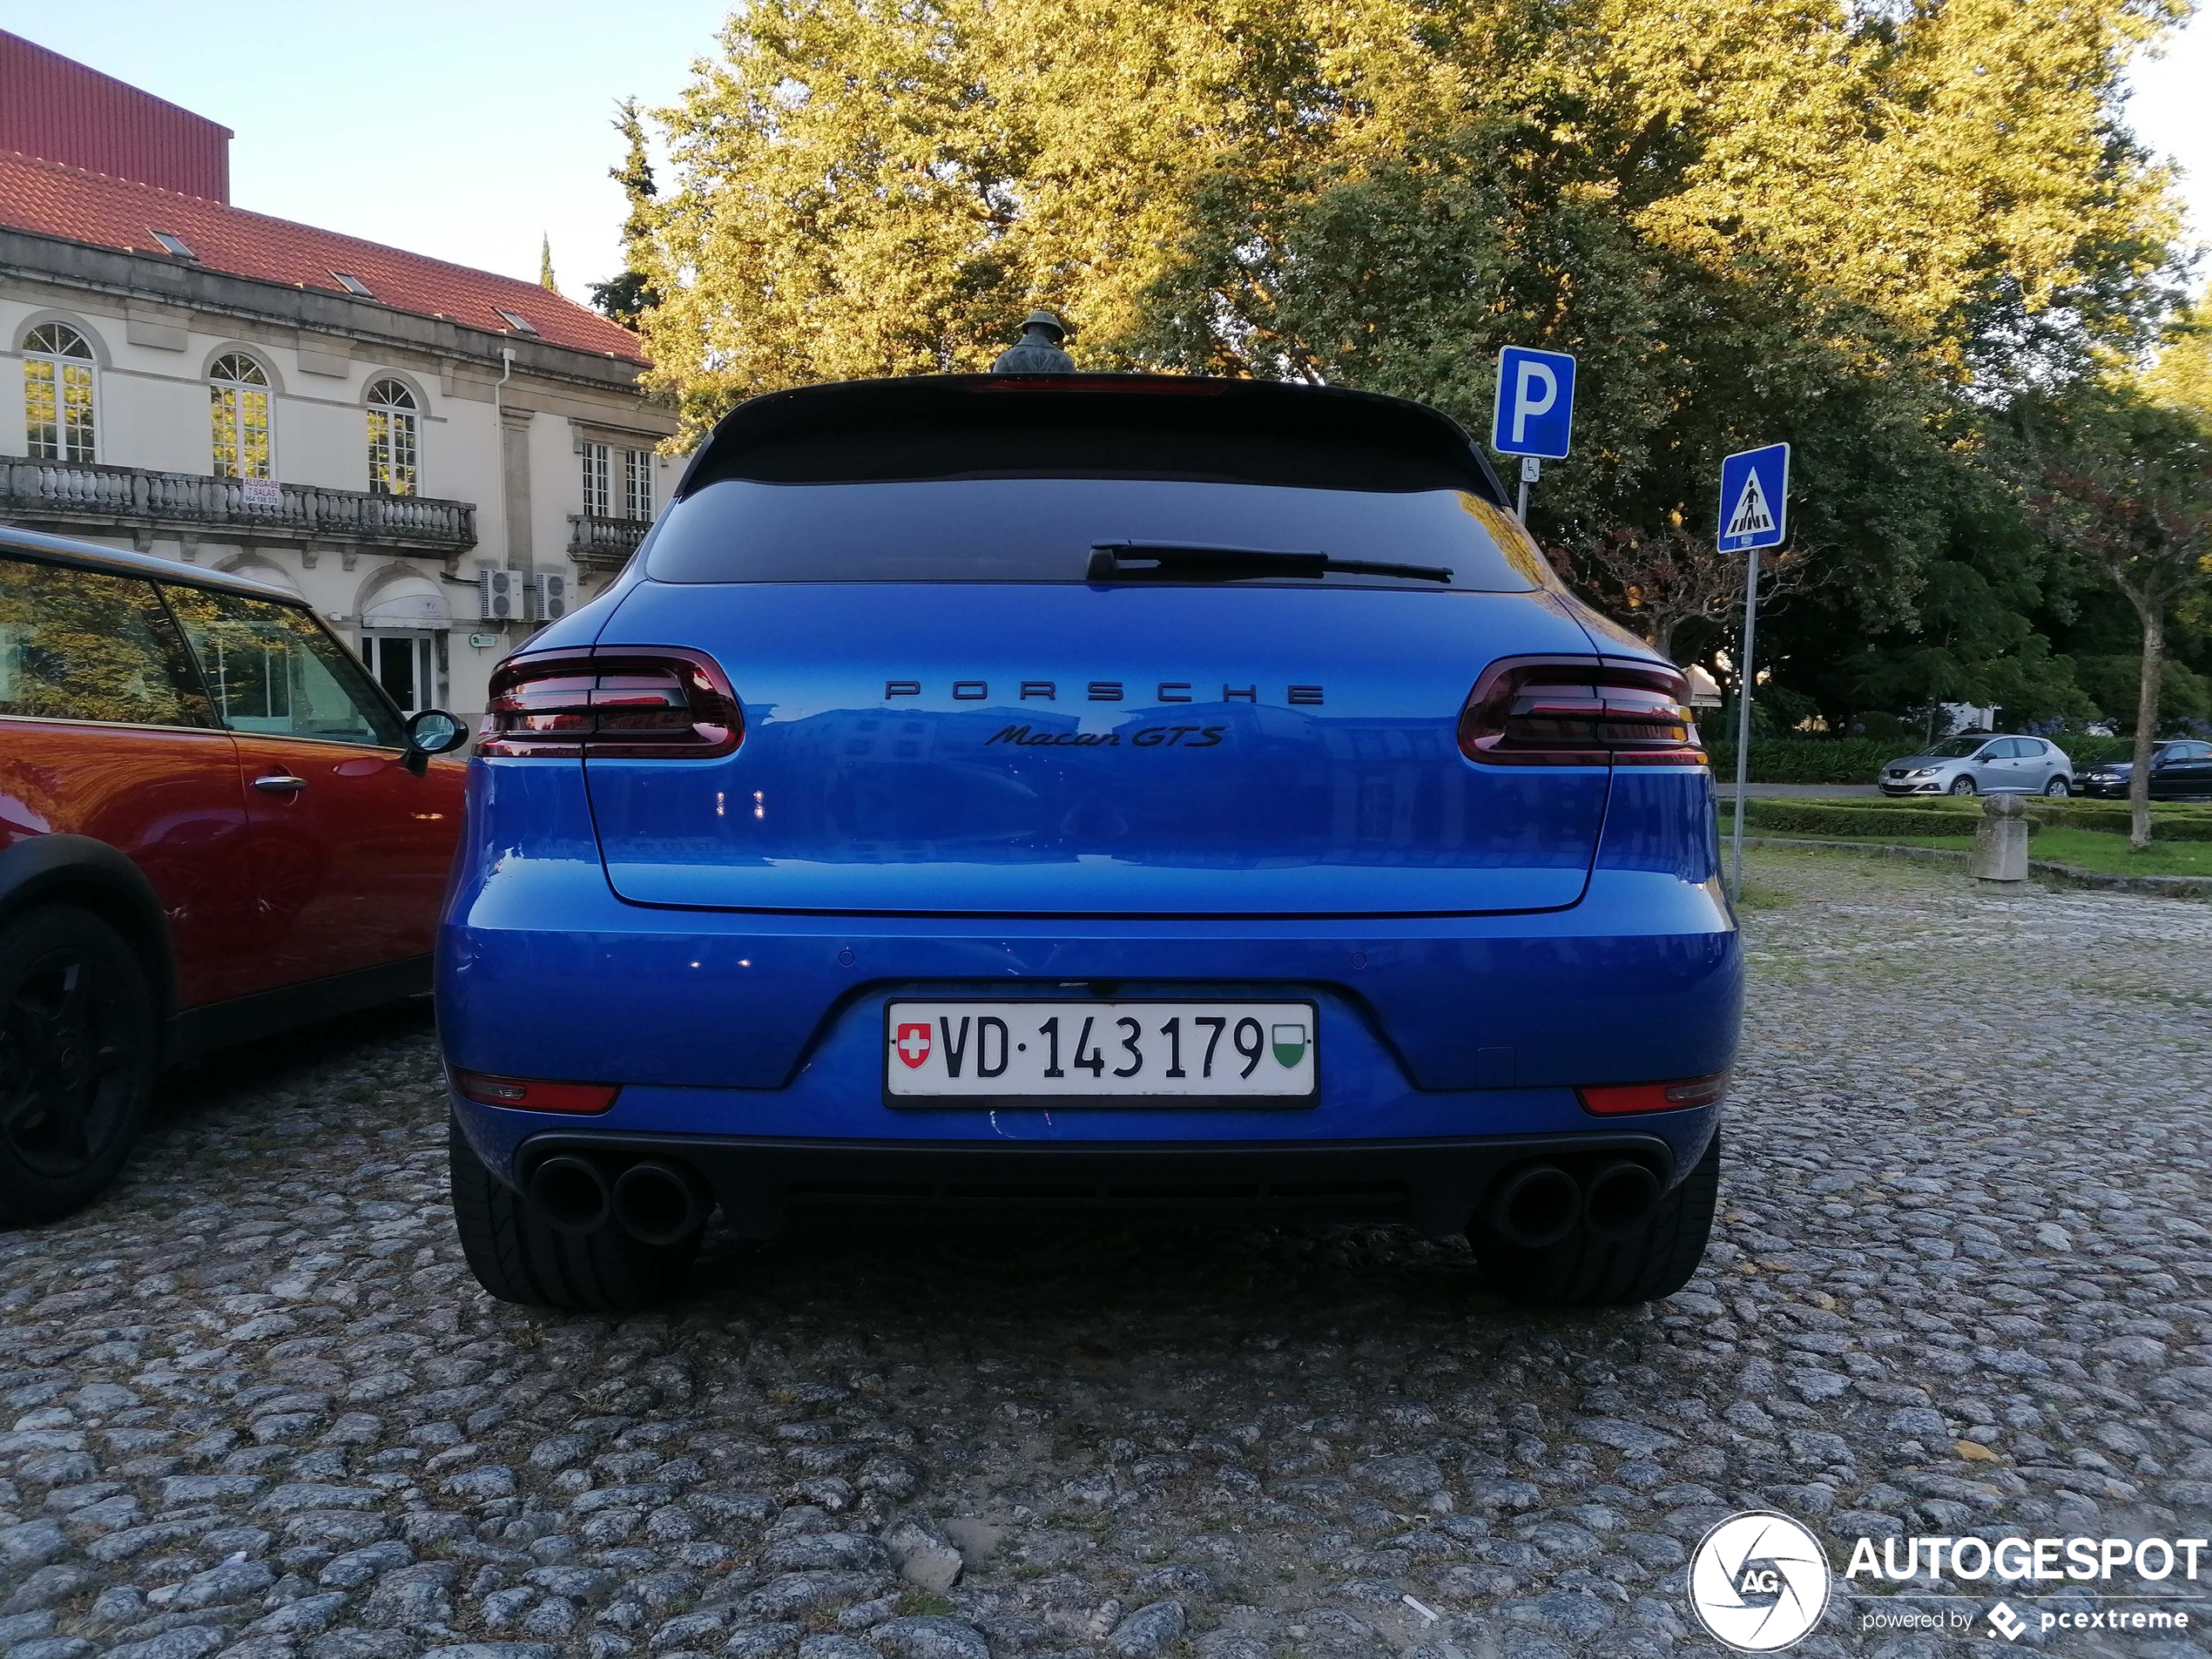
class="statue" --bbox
[991,310,1075,374]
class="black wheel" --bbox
[0,906,158,1227]
[1472,1130,1721,1308]
[448,1117,703,1311]
[1949,775,1977,796]
[2044,775,2070,797]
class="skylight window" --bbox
[494,308,539,336]
[151,230,195,260]
[332,271,374,298]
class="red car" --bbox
[0,526,469,1224]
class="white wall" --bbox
[3,284,671,722]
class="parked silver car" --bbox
[1878,734,2073,797]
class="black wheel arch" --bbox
[0,836,177,1022]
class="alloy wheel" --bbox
[0,946,132,1178]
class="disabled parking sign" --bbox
[1718,443,1790,552]
[1490,347,1575,460]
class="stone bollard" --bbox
[1973,792,2030,886]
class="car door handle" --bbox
[253,774,308,793]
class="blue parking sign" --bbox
[1717,443,1789,552]
[1490,347,1575,460]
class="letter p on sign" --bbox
[1491,347,1575,461]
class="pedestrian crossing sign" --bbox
[1717,443,1789,552]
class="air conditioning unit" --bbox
[532,572,569,622]
[477,569,516,622]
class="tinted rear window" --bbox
[645,479,1545,592]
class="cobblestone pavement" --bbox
[4,849,2210,1659]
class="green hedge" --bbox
[1705,733,2143,783]
[1703,738,1895,785]
[1787,794,2212,819]
[2061,736,2139,766]
[2030,800,2212,840]
[1742,799,2034,840]
[1740,796,2212,841]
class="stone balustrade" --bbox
[1,456,476,556]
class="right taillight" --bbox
[479,648,741,759]
[1458,657,1704,766]
[1578,1073,1731,1115]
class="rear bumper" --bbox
[479,1123,1710,1239]
[437,761,1740,1232]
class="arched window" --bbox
[365,378,417,496]
[23,322,96,464]
[209,352,271,480]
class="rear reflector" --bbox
[449,1069,620,1114]
[1577,1073,1730,1115]
[1460,657,1704,766]
[479,648,741,759]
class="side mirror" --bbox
[405,708,469,774]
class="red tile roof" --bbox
[0,148,646,363]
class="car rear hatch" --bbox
[496,377,1696,917]
[579,583,1610,914]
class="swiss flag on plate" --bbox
[894,1022,933,1069]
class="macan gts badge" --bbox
[437,371,1742,1311]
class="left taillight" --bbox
[1458,657,1704,766]
[478,648,741,759]
[449,1068,620,1114]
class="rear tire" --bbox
[1473,1130,1721,1308]
[448,1117,703,1311]
[2044,775,2070,797]
[0,906,158,1228]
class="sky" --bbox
[0,1,731,300]
[3,1,2209,307]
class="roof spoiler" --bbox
[672,374,1510,504]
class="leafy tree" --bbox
[2024,389,2212,846]
[1554,517,1812,665]
[593,99,663,330]
[539,234,557,293]
[623,0,2190,710]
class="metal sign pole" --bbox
[1730,545,1759,903]
[1517,456,1539,521]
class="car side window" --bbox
[1979,739,2012,759]
[163,585,404,749]
[0,555,214,728]
[2018,739,2045,757]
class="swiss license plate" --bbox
[884,1000,1318,1107]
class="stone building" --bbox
[0,29,675,722]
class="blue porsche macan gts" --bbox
[439,372,1741,1312]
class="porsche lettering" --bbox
[886,679,1323,705]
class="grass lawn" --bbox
[1761,826,2212,879]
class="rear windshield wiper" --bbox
[1087,541,1453,584]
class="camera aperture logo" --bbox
[1689,1511,1834,1651]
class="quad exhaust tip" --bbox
[529,1155,610,1235]
[1484,1157,1663,1249]
[1488,1163,1582,1249]
[1582,1159,1662,1241]
[610,1160,709,1246]
[527,1155,711,1244]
